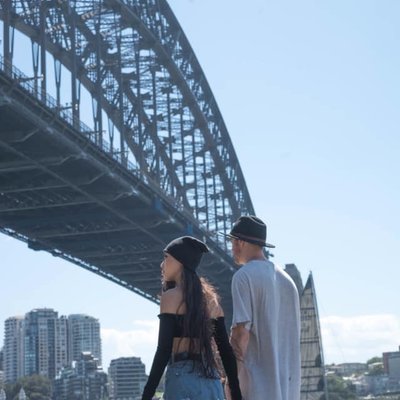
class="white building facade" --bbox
[3,310,101,383]
[3,316,24,383]
[67,314,101,365]
[108,357,147,400]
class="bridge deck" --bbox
[0,68,236,320]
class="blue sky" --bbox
[1,0,399,372]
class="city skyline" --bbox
[2,309,101,382]
[1,0,399,374]
[1,305,399,375]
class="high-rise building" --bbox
[0,347,3,387]
[3,316,24,383]
[108,357,147,400]
[67,315,101,365]
[54,352,107,400]
[3,309,102,383]
[23,309,68,380]
[383,347,400,380]
[0,348,3,389]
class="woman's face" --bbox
[161,252,183,282]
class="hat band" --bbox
[232,232,265,244]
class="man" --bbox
[222,215,301,400]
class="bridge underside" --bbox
[0,70,235,319]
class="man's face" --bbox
[231,237,244,266]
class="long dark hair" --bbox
[181,267,218,377]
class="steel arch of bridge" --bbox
[0,0,256,312]
[1,0,254,232]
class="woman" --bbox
[141,236,242,400]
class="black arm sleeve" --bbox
[213,317,242,400]
[141,314,175,400]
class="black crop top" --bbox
[165,313,195,337]
[141,314,242,400]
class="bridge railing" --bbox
[0,53,139,177]
[0,53,194,223]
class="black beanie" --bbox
[164,236,209,271]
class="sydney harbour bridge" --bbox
[0,0,256,319]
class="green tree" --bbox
[5,375,51,400]
[366,356,383,365]
[321,375,357,400]
[4,381,19,400]
[368,363,384,376]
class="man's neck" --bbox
[244,254,266,264]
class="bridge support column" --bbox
[2,0,13,76]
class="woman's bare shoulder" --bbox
[160,287,184,314]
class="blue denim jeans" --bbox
[163,360,224,400]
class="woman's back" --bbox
[160,284,223,354]
[142,236,241,400]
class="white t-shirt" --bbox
[231,259,301,400]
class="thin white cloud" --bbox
[100,314,400,372]
[101,320,158,372]
[321,314,400,364]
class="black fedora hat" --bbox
[220,215,275,248]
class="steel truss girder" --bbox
[0,205,168,231]
[0,0,259,318]
[0,228,161,302]
[0,108,188,252]
[49,230,176,249]
[101,257,161,269]
[1,2,189,209]
[0,127,165,247]
[0,171,107,194]
[71,244,162,258]
[0,156,71,173]
[0,0,255,243]
[29,215,174,240]
[79,247,161,260]
[32,224,140,240]
[122,0,254,208]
